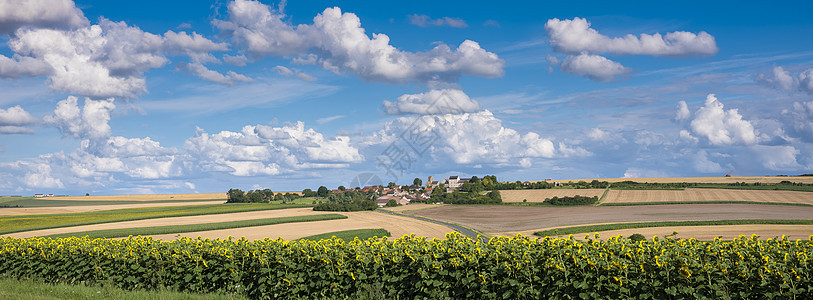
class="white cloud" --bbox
[545,17,718,57]
[623,167,672,178]
[378,110,555,165]
[215,1,503,84]
[0,55,52,78]
[756,66,795,91]
[560,53,630,82]
[316,115,344,124]
[797,68,813,94]
[675,100,690,120]
[181,62,252,85]
[0,0,88,34]
[44,96,115,140]
[558,142,592,157]
[781,101,813,142]
[273,65,316,81]
[688,94,758,146]
[382,89,481,115]
[751,145,801,171]
[0,105,39,134]
[587,128,609,141]
[693,150,723,173]
[185,122,362,176]
[408,14,468,28]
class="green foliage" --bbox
[628,233,646,241]
[0,204,310,235]
[227,189,276,203]
[413,178,423,187]
[297,229,390,241]
[313,191,377,212]
[384,199,399,207]
[301,189,317,197]
[543,195,598,206]
[317,186,329,198]
[0,276,247,299]
[611,181,692,190]
[431,189,501,204]
[44,214,348,239]
[2,233,811,299]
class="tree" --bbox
[85,193,90,196]
[302,188,317,197]
[413,177,423,187]
[431,184,446,202]
[260,189,273,201]
[338,185,346,191]
[385,199,399,207]
[317,186,329,197]
[388,182,396,188]
[227,188,246,203]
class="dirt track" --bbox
[0,200,226,216]
[500,189,605,202]
[409,204,813,233]
[602,189,813,205]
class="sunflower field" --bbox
[1,233,811,299]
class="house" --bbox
[375,195,409,207]
[33,194,44,197]
[46,194,54,197]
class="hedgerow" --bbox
[1,233,811,299]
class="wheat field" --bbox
[500,189,606,202]
[602,188,813,205]
[556,176,813,184]
[51,193,227,201]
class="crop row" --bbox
[1,233,811,299]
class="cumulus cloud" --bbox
[382,89,481,115]
[44,96,115,140]
[675,100,690,121]
[0,0,88,34]
[751,145,801,171]
[781,101,813,142]
[545,17,718,57]
[756,66,796,91]
[6,16,237,97]
[378,110,555,166]
[185,122,362,176]
[688,94,758,146]
[558,142,592,157]
[0,105,39,134]
[693,150,724,173]
[215,0,503,84]
[408,14,468,28]
[559,53,630,82]
[800,69,813,94]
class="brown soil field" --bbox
[5,208,454,241]
[0,200,225,216]
[558,225,813,241]
[380,203,446,212]
[148,211,453,241]
[500,189,605,202]
[409,204,813,234]
[602,188,813,205]
[52,193,226,201]
[556,176,813,184]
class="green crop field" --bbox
[44,214,348,239]
[534,219,813,237]
[0,203,311,235]
[297,228,390,241]
[0,276,247,300]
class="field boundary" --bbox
[297,228,391,241]
[43,214,347,239]
[376,209,484,240]
[534,219,813,237]
[1,204,311,235]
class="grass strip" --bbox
[0,203,311,235]
[0,198,225,208]
[0,276,247,300]
[297,228,390,241]
[599,201,813,207]
[44,214,347,239]
[534,219,813,237]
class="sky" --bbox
[1,0,813,195]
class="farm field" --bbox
[576,224,813,241]
[379,203,446,212]
[0,200,225,216]
[48,193,227,201]
[408,204,813,237]
[559,176,813,184]
[500,189,605,202]
[601,188,813,205]
[146,210,452,240]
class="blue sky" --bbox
[1,0,813,195]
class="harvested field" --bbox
[6,208,453,241]
[380,204,446,212]
[558,176,813,184]
[602,188,813,205]
[500,189,605,202]
[147,211,453,241]
[571,225,813,241]
[0,201,225,216]
[52,193,226,201]
[409,204,813,235]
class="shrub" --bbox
[543,195,598,206]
